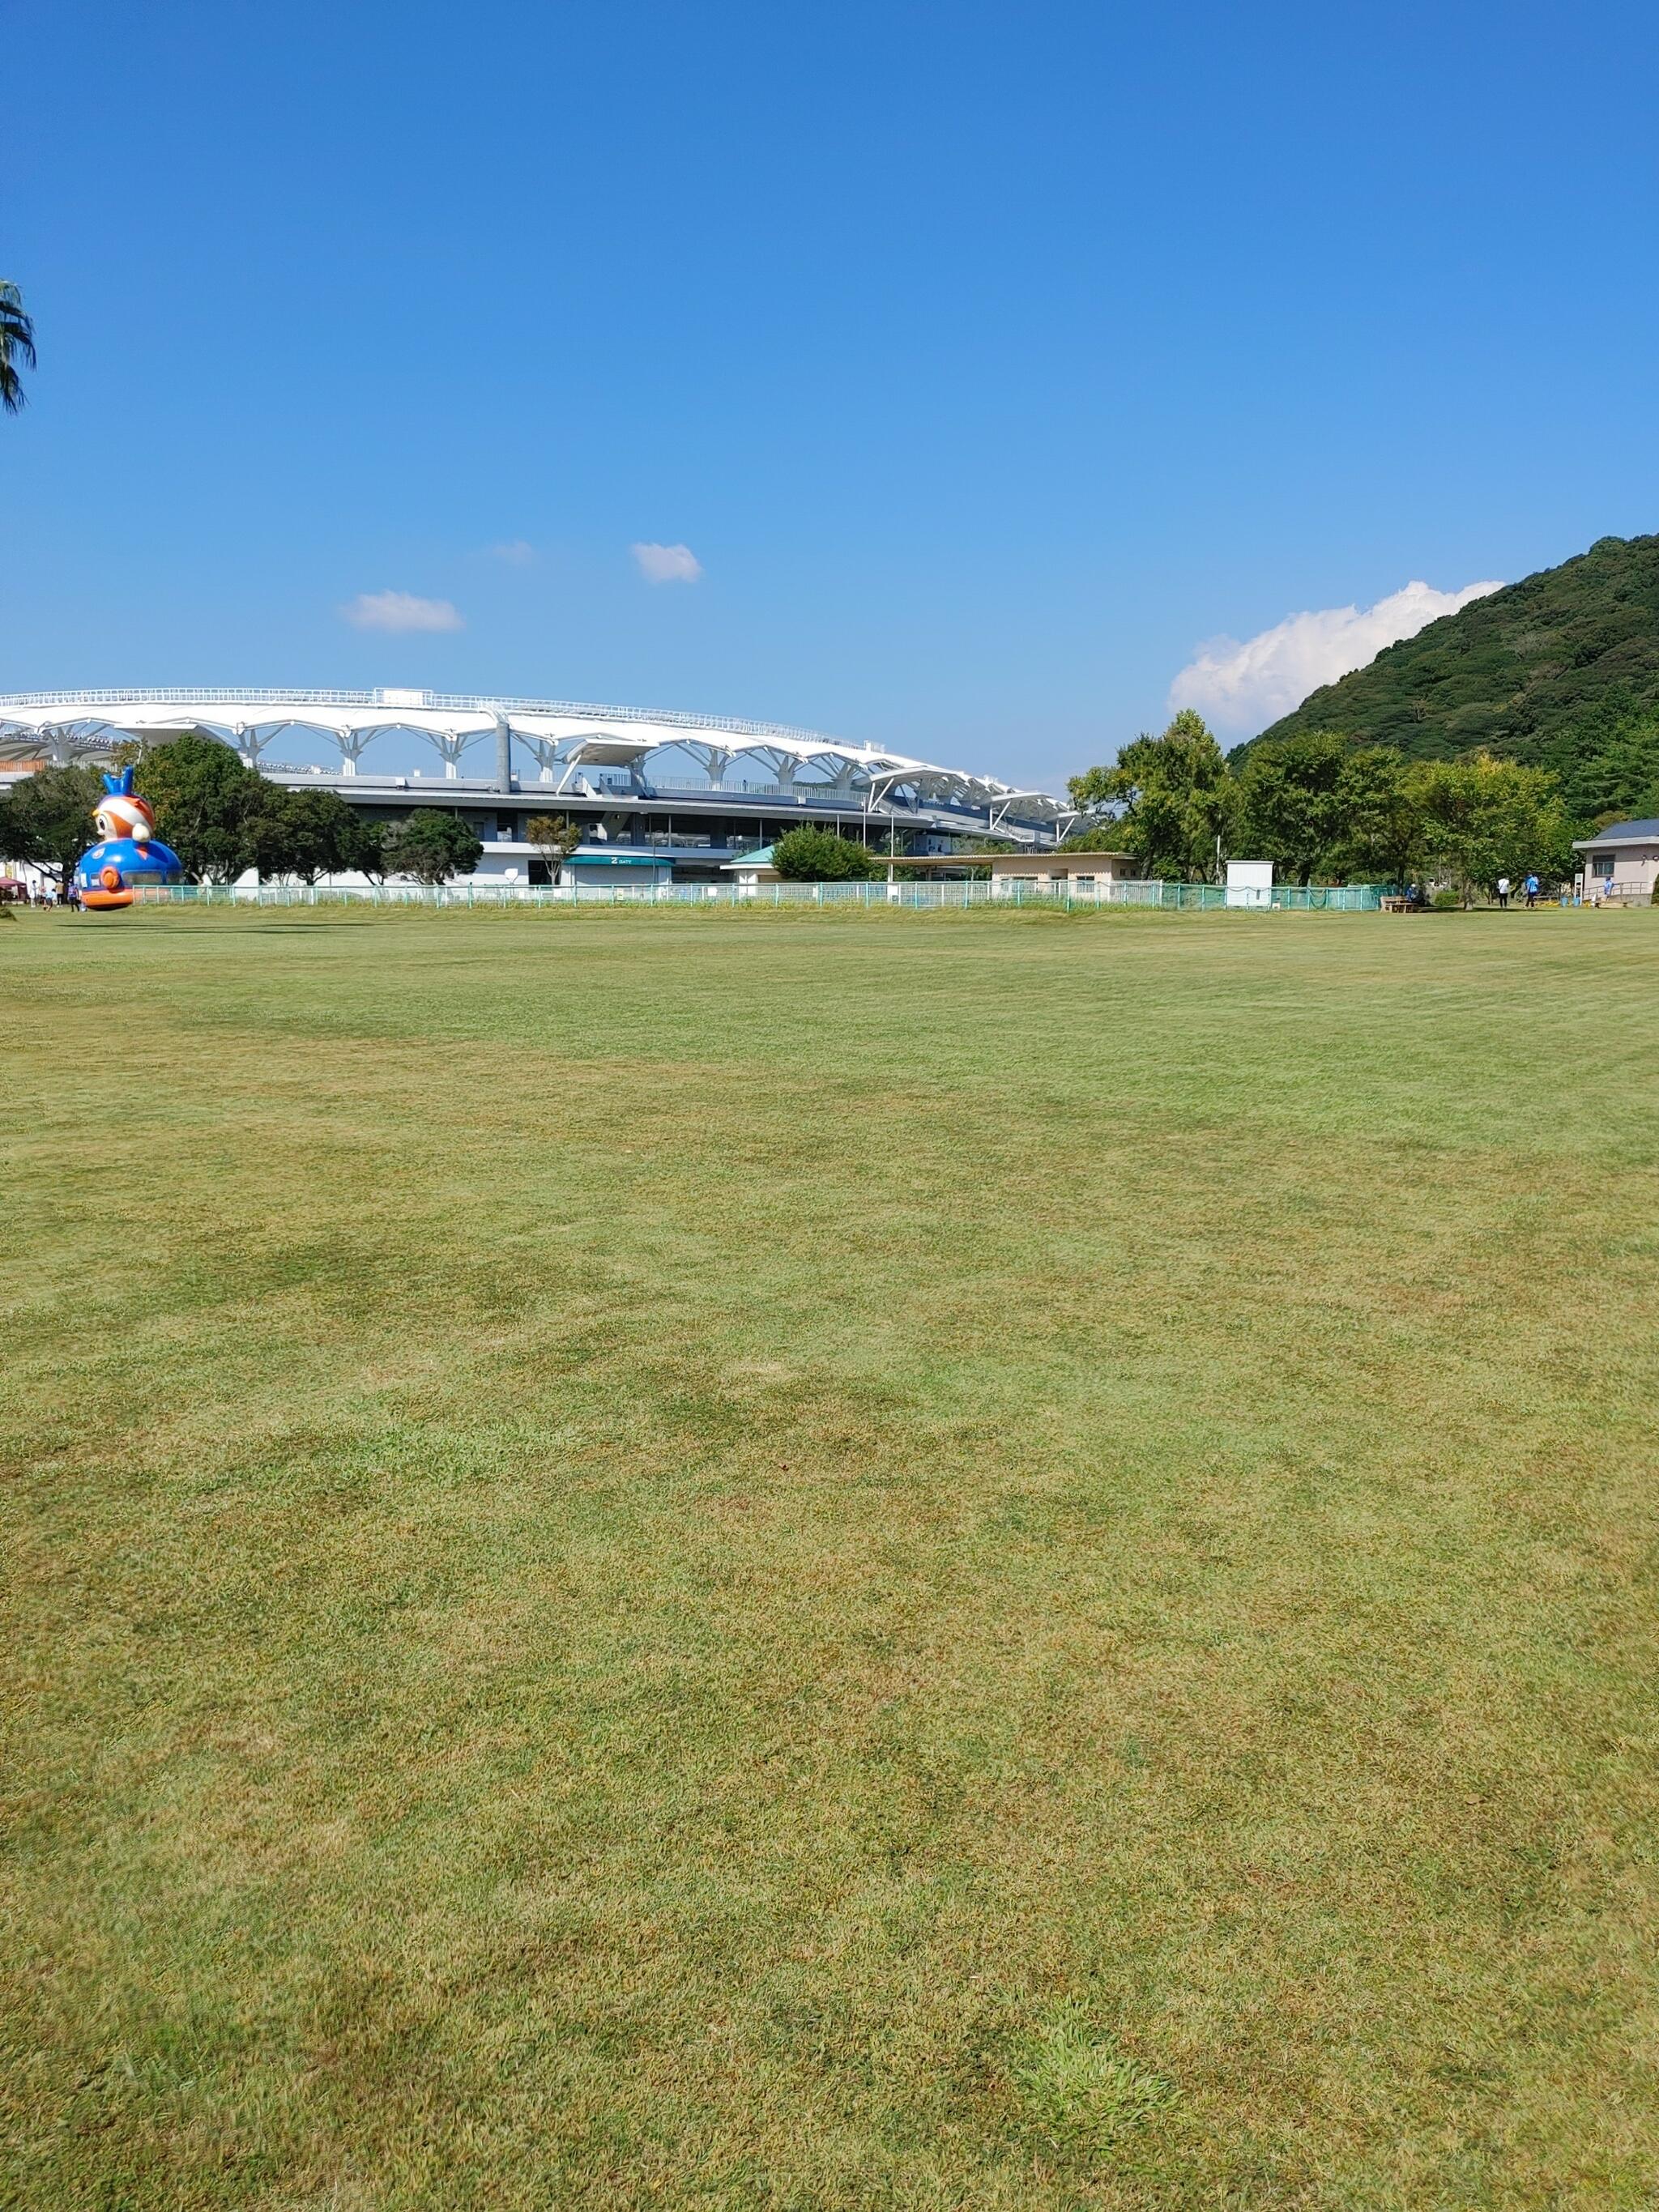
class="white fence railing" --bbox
[126,876,1387,913]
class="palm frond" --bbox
[0,279,36,412]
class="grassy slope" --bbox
[2,905,1657,2210]
[1249,534,1659,804]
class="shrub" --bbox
[770,826,883,881]
[1430,889,1462,911]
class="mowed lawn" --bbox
[3,904,1657,2210]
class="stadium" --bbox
[0,687,1073,885]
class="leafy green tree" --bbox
[1411,753,1573,904]
[0,765,100,894]
[1233,731,1350,884]
[1234,732,1424,884]
[249,786,363,885]
[341,813,389,884]
[384,811,484,885]
[133,733,267,881]
[0,282,35,414]
[770,826,883,880]
[1324,747,1424,884]
[1067,710,1234,880]
[526,812,584,882]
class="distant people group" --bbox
[2,880,81,909]
[1494,874,1542,907]
[1401,870,1548,911]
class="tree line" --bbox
[0,736,486,893]
[0,721,1581,904]
[1066,712,1576,897]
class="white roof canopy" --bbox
[0,686,1071,824]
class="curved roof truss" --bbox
[0,686,1071,824]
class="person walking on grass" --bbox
[1525,873,1539,907]
[1496,874,1511,909]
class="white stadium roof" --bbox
[0,686,1071,829]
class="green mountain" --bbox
[1247,534,1659,829]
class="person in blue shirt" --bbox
[1524,873,1540,907]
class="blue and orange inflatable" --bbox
[73,767,184,909]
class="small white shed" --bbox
[1226,859,1273,908]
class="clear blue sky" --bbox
[6,0,1657,791]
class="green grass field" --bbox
[4,904,1657,2209]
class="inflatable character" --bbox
[73,766,185,910]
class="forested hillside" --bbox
[1247,534,1659,828]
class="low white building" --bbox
[987,850,1136,897]
[1572,820,1659,902]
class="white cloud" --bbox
[483,539,535,565]
[339,590,464,634]
[631,540,703,585]
[1169,578,1504,735]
